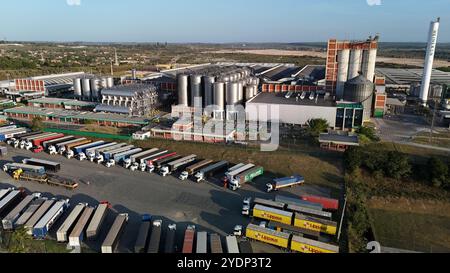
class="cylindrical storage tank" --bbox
[226,82,239,106]
[73,78,82,97]
[82,78,91,98]
[237,81,244,103]
[190,75,202,107]
[213,82,225,111]
[336,49,350,100]
[107,77,114,88]
[132,69,137,80]
[421,18,440,105]
[245,85,253,101]
[362,49,377,82]
[251,84,258,97]
[177,74,189,106]
[101,78,108,89]
[348,49,362,80]
[203,76,215,107]
[344,75,374,121]
[90,78,100,99]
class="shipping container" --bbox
[68,206,95,247]
[147,220,163,253]
[22,158,61,172]
[134,221,151,253]
[0,190,22,217]
[56,203,86,242]
[182,225,196,254]
[209,233,223,254]
[101,213,128,253]
[86,203,109,240]
[293,213,337,235]
[225,236,240,253]
[196,231,208,253]
[14,198,45,227]
[43,136,75,149]
[301,195,339,211]
[32,199,70,239]
[246,224,290,249]
[164,224,177,253]
[233,166,264,184]
[290,235,339,253]
[252,204,293,226]
[2,193,40,230]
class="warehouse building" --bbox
[28,98,97,111]
[4,106,148,128]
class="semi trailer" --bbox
[85,142,116,161]
[182,225,196,254]
[3,163,45,174]
[225,236,240,253]
[194,160,229,183]
[0,189,23,217]
[164,224,177,253]
[210,233,223,253]
[160,154,197,177]
[223,163,255,183]
[229,166,264,191]
[147,219,163,253]
[300,195,339,211]
[134,214,152,253]
[129,148,159,164]
[42,135,75,150]
[101,213,128,253]
[22,158,61,172]
[56,203,86,242]
[86,202,109,240]
[2,193,41,230]
[153,154,181,170]
[30,133,65,153]
[266,175,305,193]
[14,198,46,227]
[0,128,28,141]
[68,206,95,248]
[32,199,70,239]
[196,231,208,254]
[146,152,177,173]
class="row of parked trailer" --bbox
[5,128,268,190]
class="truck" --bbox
[266,175,305,193]
[225,236,240,253]
[134,214,152,253]
[101,213,128,253]
[2,193,41,230]
[179,159,213,181]
[210,233,223,253]
[164,224,177,253]
[103,145,135,161]
[3,163,45,174]
[245,224,290,250]
[146,152,177,173]
[0,189,23,217]
[68,206,95,248]
[85,142,116,161]
[196,231,208,253]
[55,138,88,154]
[113,148,142,166]
[32,199,70,239]
[24,199,55,235]
[160,154,197,177]
[300,195,339,211]
[242,197,285,216]
[65,139,92,159]
[147,219,163,253]
[129,148,159,164]
[223,163,255,183]
[56,203,86,242]
[86,202,110,240]
[12,169,79,190]
[30,133,65,153]
[182,225,196,254]
[229,166,264,191]
[73,141,105,160]
[0,188,12,200]
[21,133,58,149]
[22,158,61,172]
[14,198,46,227]
[194,160,229,183]
[42,135,75,150]
[0,128,28,142]
[153,154,181,170]
[9,131,41,147]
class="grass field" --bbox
[368,198,450,253]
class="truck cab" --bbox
[66,150,74,159]
[25,142,33,150]
[32,146,44,153]
[160,166,170,177]
[147,164,155,173]
[77,152,87,161]
[130,162,139,171]
[95,154,104,164]
[13,140,20,148]
[179,171,189,181]
[194,172,204,183]
[242,197,251,215]
[123,158,132,169]
[87,151,96,162]
[6,138,16,145]
[233,225,243,237]
[140,162,147,172]
[48,146,57,155]
[105,159,115,168]
[229,179,240,191]
[58,146,66,155]
[19,140,26,149]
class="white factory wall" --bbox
[245,102,337,128]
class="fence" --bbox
[43,128,131,141]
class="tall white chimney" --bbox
[420,18,440,105]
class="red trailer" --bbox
[146,152,177,167]
[32,133,65,153]
[300,195,339,211]
[182,225,196,254]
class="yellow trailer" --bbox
[246,224,290,249]
[290,235,339,253]
[293,213,337,235]
[66,139,92,150]
[252,204,293,226]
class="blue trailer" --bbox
[104,145,134,161]
[32,199,70,239]
[72,141,105,154]
[0,128,28,141]
[113,148,143,164]
[266,175,305,192]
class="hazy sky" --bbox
[1,0,449,43]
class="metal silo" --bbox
[344,75,374,121]
[237,81,244,103]
[107,77,114,88]
[177,74,189,106]
[213,82,225,110]
[226,82,239,106]
[245,85,253,101]
[336,49,350,100]
[348,49,362,80]
[362,49,377,82]
[73,78,82,98]
[203,76,215,107]
[190,74,202,107]
[101,78,108,89]
[82,78,91,99]
[90,78,100,99]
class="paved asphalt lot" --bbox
[0,147,326,253]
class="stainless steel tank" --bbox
[237,80,244,103]
[73,78,82,97]
[245,85,253,101]
[82,78,91,98]
[101,78,108,89]
[226,82,239,106]
[190,74,202,107]
[177,74,189,106]
[336,49,350,100]
[213,82,225,111]
[90,78,100,99]
[344,75,374,121]
[203,76,215,107]
[107,77,114,88]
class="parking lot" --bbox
[0,145,329,253]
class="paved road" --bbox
[0,147,325,253]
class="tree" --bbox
[344,146,363,172]
[306,118,329,137]
[31,116,44,131]
[9,227,30,253]
[384,151,411,179]
[357,126,379,142]
[427,157,449,188]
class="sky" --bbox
[1,0,449,43]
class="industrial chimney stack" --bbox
[420,17,440,106]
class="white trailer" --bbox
[24,199,55,235]
[0,190,22,216]
[85,142,117,157]
[2,193,41,230]
[14,198,45,227]
[101,213,129,253]
[69,206,95,248]
[225,236,240,253]
[129,148,159,163]
[225,164,255,182]
[0,188,12,200]
[196,231,208,254]
[32,199,70,239]
[95,143,126,156]
[56,203,86,242]
[86,203,109,240]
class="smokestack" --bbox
[420,18,440,106]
